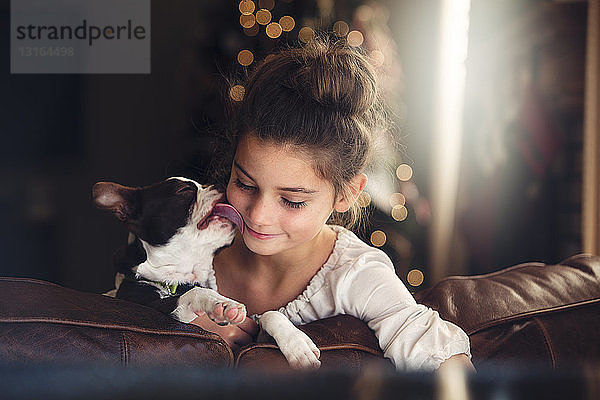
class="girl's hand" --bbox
[189,312,259,352]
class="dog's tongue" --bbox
[209,203,244,233]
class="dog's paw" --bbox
[207,301,246,326]
[172,287,246,325]
[278,329,321,370]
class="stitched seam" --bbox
[0,318,224,341]
[120,331,127,366]
[534,317,556,369]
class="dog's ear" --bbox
[92,182,135,221]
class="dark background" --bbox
[1,0,587,293]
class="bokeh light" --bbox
[396,164,413,181]
[298,26,315,43]
[391,205,408,221]
[333,21,349,37]
[389,192,406,207]
[237,49,254,66]
[357,192,372,208]
[229,85,245,102]
[347,30,364,47]
[256,9,272,25]
[407,269,424,287]
[370,230,387,247]
[266,22,282,38]
[279,16,295,32]
[244,23,260,36]
[258,0,274,10]
[240,14,256,29]
[239,0,255,15]
[370,49,385,67]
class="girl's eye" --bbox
[234,179,256,191]
[236,179,306,209]
[282,198,307,209]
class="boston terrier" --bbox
[93,177,320,369]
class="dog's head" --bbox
[92,177,243,248]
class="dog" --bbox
[93,177,320,369]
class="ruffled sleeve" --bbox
[332,243,471,371]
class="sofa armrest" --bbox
[237,315,394,371]
[414,254,600,369]
[0,277,233,367]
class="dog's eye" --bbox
[176,186,195,194]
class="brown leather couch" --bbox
[1,254,599,372]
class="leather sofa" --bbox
[1,254,599,372]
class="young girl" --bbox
[191,37,473,371]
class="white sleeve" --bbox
[333,250,471,371]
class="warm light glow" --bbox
[298,26,315,43]
[265,22,282,38]
[258,0,274,10]
[333,21,349,37]
[239,0,255,15]
[240,14,256,29]
[237,49,254,66]
[357,192,372,208]
[256,9,272,25]
[279,16,295,32]
[407,269,424,287]
[391,205,408,222]
[396,164,413,181]
[229,85,245,102]
[347,30,364,47]
[389,192,406,207]
[370,230,387,247]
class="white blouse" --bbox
[272,225,471,371]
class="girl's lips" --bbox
[245,225,280,240]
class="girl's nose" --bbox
[246,195,274,226]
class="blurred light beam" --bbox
[430,0,471,283]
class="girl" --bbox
[191,37,473,371]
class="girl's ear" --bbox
[334,173,368,213]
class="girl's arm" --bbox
[335,250,472,371]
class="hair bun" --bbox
[289,40,379,117]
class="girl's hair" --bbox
[220,36,390,231]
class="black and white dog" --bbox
[93,177,320,369]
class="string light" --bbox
[256,9,272,25]
[279,16,295,32]
[266,22,282,38]
[237,49,254,66]
[347,30,364,47]
[239,0,255,15]
[370,230,387,247]
[407,269,424,287]
[298,26,315,43]
[333,21,349,37]
[229,85,245,102]
[396,164,413,181]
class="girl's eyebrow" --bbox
[234,161,318,194]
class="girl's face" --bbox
[226,134,343,256]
